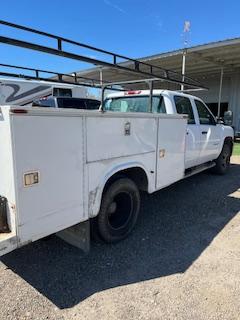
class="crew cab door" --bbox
[194,99,221,163]
[173,95,201,169]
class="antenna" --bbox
[183,21,191,47]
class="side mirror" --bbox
[223,110,233,126]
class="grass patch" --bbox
[233,142,240,156]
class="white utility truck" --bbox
[0,89,234,256]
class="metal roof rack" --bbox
[0,63,123,91]
[0,20,207,90]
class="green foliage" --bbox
[233,142,240,156]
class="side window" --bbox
[58,98,86,109]
[86,100,101,110]
[195,100,216,125]
[174,96,195,124]
[32,98,55,108]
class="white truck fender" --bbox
[218,125,234,156]
[88,161,151,218]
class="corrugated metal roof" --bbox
[140,37,240,61]
[73,37,240,89]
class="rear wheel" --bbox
[212,143,231,175]
[95,178,140,243]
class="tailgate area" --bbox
[0,107,18,256]
[0,232,17,256]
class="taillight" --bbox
[11,109,28,114]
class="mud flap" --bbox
[56,220,90,253]
[0,196,10,233]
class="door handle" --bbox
[202,131,208,135]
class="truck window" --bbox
[104,96,166,113]
[153,96,166,114]
[174,96,195,124]
[57,98,86,109]
[85,100,101,110]
[32,98,55,108]
[195,100,216,125]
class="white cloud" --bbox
[103,0,126,14]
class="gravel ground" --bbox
[0,157,240,320]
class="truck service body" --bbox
[0,89,234,256]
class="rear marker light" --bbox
[11,109,28,114]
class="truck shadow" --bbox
[1,163,240,308]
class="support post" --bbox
[148,80,153,112]
[218,67,224,118]
[99,67,103,86]
[181,49,187,91]
[101,85,105,112]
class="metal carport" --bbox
[76,38,240,133]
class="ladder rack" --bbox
[0,20,207,90]
[0,63,122,91]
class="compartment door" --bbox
[12,115,86,244]
[156,117,187,189]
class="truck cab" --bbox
[104,89,234,170]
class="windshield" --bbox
[104,95,166,113]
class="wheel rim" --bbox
[107,192,133,230]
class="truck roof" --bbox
[106,89,200,100]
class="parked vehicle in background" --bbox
[32,96,100,110]
[0,78,88,106]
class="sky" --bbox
[0,0,240,75]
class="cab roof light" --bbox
[124,90,141,95]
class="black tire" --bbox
[212,143,231,175]
[96,178,140,243]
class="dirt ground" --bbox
[0,157,240,320]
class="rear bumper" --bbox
[0,233,18,256]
